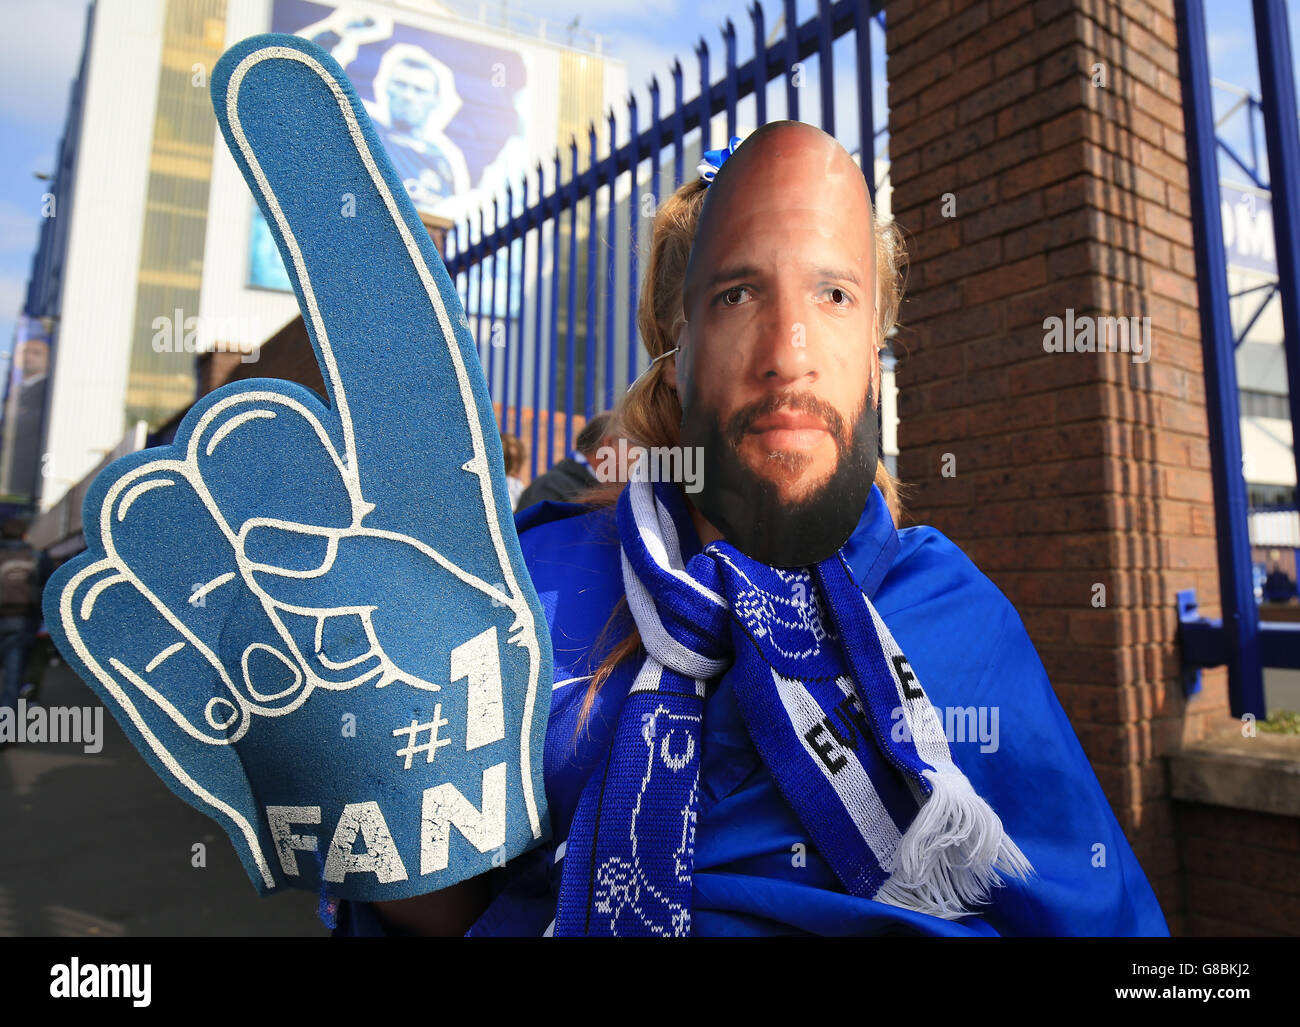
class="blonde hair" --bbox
[499,432,526,476]
[571,174,909,734]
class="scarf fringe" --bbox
[873,768,1036,920]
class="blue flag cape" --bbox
[339,484,1170,936]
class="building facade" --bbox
[21,0,624,513]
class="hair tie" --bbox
[697,136,745,183]
[625,346,679,394]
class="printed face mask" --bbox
[679,375,879,568]
[674,123,882,569]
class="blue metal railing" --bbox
[1176,0,1300,716]
[1257,0,1300,525]
[444,0,886,481]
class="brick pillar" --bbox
[884,0,1230,935]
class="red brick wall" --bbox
[883,0,1244,935]
[1176,802,1300,935]
[198,317,326,399]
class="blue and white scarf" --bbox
[554,479,1034,936]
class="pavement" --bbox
[6,639,1292,939]
[0,661,325,937]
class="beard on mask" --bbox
[680,387,879,567]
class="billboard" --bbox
[0,316,55,502]
[1221,183,1276,275]
[250,0,535,291]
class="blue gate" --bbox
[1176,0,1300,717]
[444,0,885,480]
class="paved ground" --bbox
[0,662,325,937]
[5,640,1294,939]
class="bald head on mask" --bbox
[682,122,877,326]
[666,121,883,567]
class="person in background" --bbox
[1262,548,1297,603]
[0,518,52,725]
[515,411,614,509]
[500,432,527,510]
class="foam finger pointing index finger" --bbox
[210,34,489,517]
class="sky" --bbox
[0,0,93,362]
[0,0,1297,364]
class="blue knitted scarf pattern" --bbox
[554,479,1034,936]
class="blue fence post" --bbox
[1175,0,1265,717]
[625,91,640,407]
[565,137,579,459]
[638,79,663,393]
[604,106,618,414]
[462,220,473,332]
[530,161,545,479]
[1252,0,1300,503]
[486,196,499,413]
[502,182,515,432]
[724,18,738,140]
[514,175,528,439]
[649,74,663,209]
[449,222,461,307]
[514,206,523,434]
[460,218,472,312]
[696,38,712,154]
[586,122,599,421]
[854,0,876,201]
[548,149,562,471]
[672,58,685,190]
[785,0,799,121]
[818,0,834,134]
[750,2,767,126]
[475,208,487,370]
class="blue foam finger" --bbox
[214,36,510,573]
[186,393,386,684]
[42,34,553,902]
[101,454,318,709]
[71,567,249,744]
[190,391,355,534]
